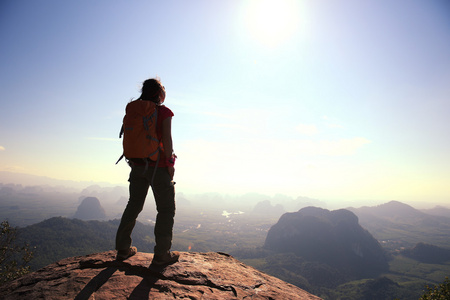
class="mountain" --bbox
[0,171,118,190]
[349,200,427,220]
[348,200,450,225]
[0,251,322,300]
[401,242,450,264]
[421,205,450,218]
[17,217,155,270]
[252,200,285,217]
[264,207,388,279]
[73,196,107,220]
[347,201,450,250]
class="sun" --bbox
[244,0,300,47]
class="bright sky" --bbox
[1,0,450,206]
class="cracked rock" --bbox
[0,251,322,299]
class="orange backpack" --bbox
[116,100,161,164]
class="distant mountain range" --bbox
[252,199,285,216]
[420,205,450,218]
[347,200,450,249]
[0,171,120,190]
[349,200,430,220]
[0,179,129,226]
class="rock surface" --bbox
[0,251,322,300]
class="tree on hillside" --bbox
[420,277,450,300]
[0,220,33,285]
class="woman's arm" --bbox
[162,117,175,179]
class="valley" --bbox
[1,180,450,299]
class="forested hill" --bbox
[17,217,155,271]
[264,207,388,280]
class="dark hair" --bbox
[138,78,165,103]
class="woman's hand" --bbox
[168,165,175,180]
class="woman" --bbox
[115,78,179,265]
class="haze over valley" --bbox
[1,171,447,228]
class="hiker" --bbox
[115,78,179,265]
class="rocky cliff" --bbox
[264,207,388,279]
[0,251,321,299]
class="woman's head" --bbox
[139,78,165,104]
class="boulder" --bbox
[0,251,322,299]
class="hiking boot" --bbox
[152,251,180,266]
[116,246,137,261]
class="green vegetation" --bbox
[388,255,450,284]
[17,217,155,270]
[420,277,450,300]
[328,277,423,300]
[0,220,33,285]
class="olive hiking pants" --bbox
[115,163,175,255]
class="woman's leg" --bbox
[151,167,176,255]
[115,165,150,251]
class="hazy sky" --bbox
[1,0,449,206]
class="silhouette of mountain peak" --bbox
[359,200,426,219]
[73,196,106,220]
[297,207,359,225]
[265,207,388,279]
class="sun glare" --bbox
[244,0,300,47]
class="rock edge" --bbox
[0,251,322,300]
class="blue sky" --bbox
[1,0,449,206]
